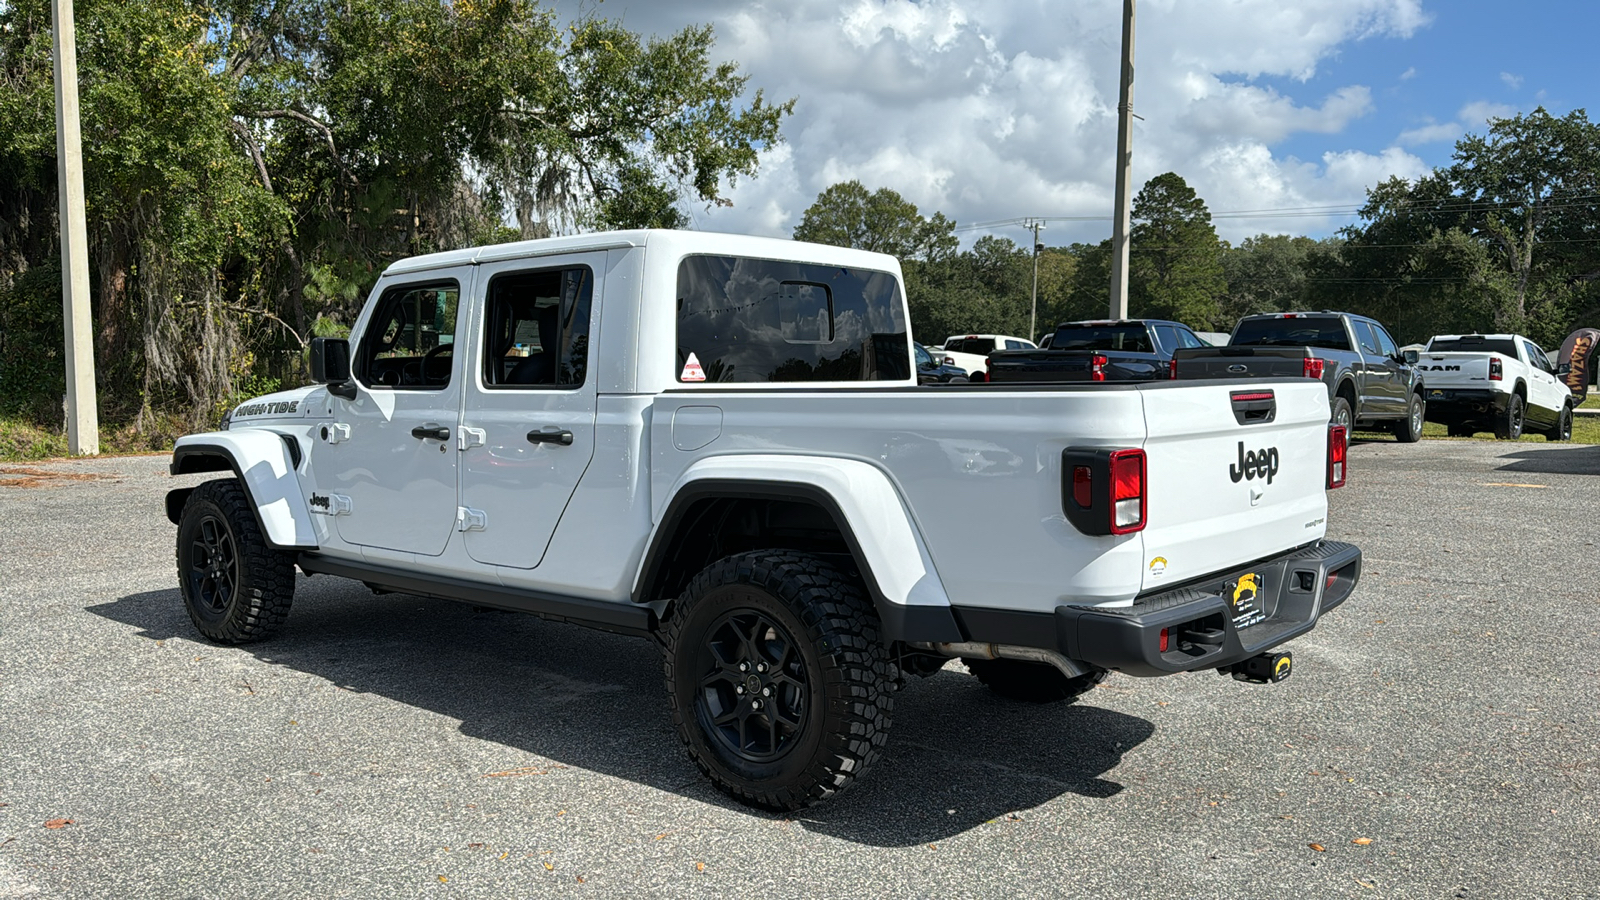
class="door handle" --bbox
[411,423,451,441]
[527,428,574,446]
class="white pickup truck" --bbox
[165,230,1361,810]
[1416,333,1574,440]
[939,333,1037,375]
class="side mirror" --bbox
[309,338,357,400]
[1556,362,1572,376]
[1402,349,1419,365]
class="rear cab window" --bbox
[676,255,910,383]
[1427,337,1520,358]
[1231,316,1352,351]
[1050,324,1153,353]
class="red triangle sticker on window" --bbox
[681,353,707,382]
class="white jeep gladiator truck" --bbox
[166,230,1361,810]
[1417,334,1574,440]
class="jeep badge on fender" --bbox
[1230,442,1280,484]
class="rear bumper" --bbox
[951,540,1362,677]
[1423,387,1510,418]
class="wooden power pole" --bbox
[1108,0,1136,320]
[53,0,99,455]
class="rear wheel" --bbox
[176,479,296,643]
[963,657,1107,703]
[1494,394,1526,440]
[1393,392,1425,443]
[1330,396,1354,431]
[661,551,895,811]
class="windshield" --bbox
[1231,317,1351,351]
[1426,337,1519,358]
[1049,325,1152,353]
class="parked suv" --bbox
[165,230,1361,810]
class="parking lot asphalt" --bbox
[2,440,1598,899]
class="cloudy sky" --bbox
[557,0,1594,247]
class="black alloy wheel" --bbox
[694,608,810,763]
[186,514,239,615]
[1496,394,1526,440]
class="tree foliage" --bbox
[1128,172,1227,329]
[0,0,791,428]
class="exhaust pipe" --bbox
[908,641,1091,678]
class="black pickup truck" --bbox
[986,319,1211,383]
[1171,311,1426,440]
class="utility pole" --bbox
[1108,0,1136,320]
[53,0,99,454]
[1028,220,1045,342]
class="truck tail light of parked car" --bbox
[1110,449,1146,533]
[1489,356,1503,381]
[1168,357,1179,379]
[1328,425,1347,489]
[1062,447,1147,535]
[1303,357,1325,380]
[1091,353,1108,382]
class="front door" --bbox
[322,271,470,556]
[457,253,604,568]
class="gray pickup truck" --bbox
[1173,312,1426,440]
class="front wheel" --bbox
[1494,394,1526,440]
[661,551,895,811]
[176,479,296,643]
[1548,404,1573,441]
[1393,392,1425,443]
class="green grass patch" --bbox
[1356,417,1600,444]
[1579,393,1599,410]
[1,414,190,462]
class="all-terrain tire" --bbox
[1393,391,1425,443]
[1547,404,1573,441]
[660,551,894,811]
[962,657,1108,703]
[1494,394,1526,440]
[176,478,296,644]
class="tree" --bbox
[1448,107,1600,330]
[1128,172,1226,328]
[792,180,957,262]
[1221,234,1329,322]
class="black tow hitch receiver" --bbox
[1222,651,1293,684]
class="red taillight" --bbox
[1489,356,1503,381]
[1327,424,1347,489]
[1072,466,1093,508]
[1159,627,1169,653]
[1303,357,1325,379]
[1168,357,1178,380]
[1091,353,1108,382]
[1109,448,1145,534]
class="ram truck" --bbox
[1173,311,1426,440]
[165,230,1361,811]
[986,319,1211,383]
[1417,334,1574,440]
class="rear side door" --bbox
[457,253,605,569]
[1350,320,1401,415]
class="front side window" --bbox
[676,255,910,383]
[482,267,593,389]
[1375,326,1398,358]
[1523,341,1550,372]
[1176,328,1208,349]
[358,281,460,389]
[1353,321,1381,355]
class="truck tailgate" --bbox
[1171,346,1309,379]
[1415,352,1495,387]
[1137,380,1330,593]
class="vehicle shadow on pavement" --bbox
[90,580,1153,848]
[1494,444,1600,476]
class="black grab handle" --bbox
[410,424,451,441]
[527,428,574,446]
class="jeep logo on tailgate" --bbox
[1230,442,1280,484]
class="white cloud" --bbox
[563,0,1442,243]
[1500,71,1524,90]
[1399,66,1417,80]
[1397,100,1519,146]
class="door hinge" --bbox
[309,493,353,516]
[457,426,486,451]
[318,423,352,444]
[456,506,488,532]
